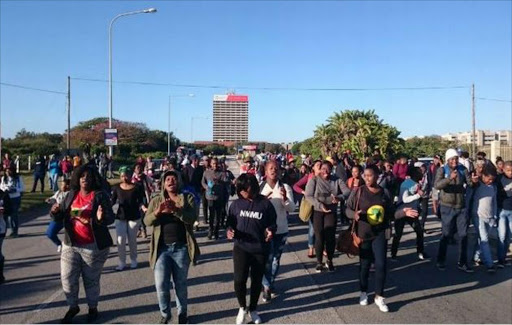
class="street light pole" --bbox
[108,8,157,157]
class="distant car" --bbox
[417,157,433,167]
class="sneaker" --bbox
[325,260,335,272]
[130,261,138,269]
[115,264,125,271]
[57,245,62,253]
[262,288,271,303]
[436,262,446,271]
[458,264,474,273]
[315,263,324,273]
[159,315,171,324]
[61,306,80,324]
[389,255,398,262]
[418,252,430,260]
[236,307,247,325]
[249,311,262,324]
[374,296,389,313]
[487,266,497,273]
[359,292,368,306]
[87,307,98,323]
[178,313,188,324]
[497,260,511,268]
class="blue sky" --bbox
[1,0,510,143]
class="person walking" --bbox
[45,179,70,252]
[346,165,411,313]
[132,163,154,239]
[0,167,24,238]
[260,160,296,302]
[201,158,229,240]
[112,166,147,271]
[497,161,512,267]
[305,160,350,272]
[0,188,11,284]
[48,155,61,192]
[144,170,199,324]
[471,164,499,273]
[31,155,46,193]
[183,155,205,231]
[60,156,73,180]
[227,173,277,324]
[435,149,478,272]
[293,160,322,258]
[50,164,114,323]
[390,167,429,260]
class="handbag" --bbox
[336,187,363,257]
[298,198,313,222]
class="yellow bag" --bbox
[298,198,313,222]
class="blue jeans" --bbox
[49,173,59,192]
[154,243,190,318]
[308,217,315,248]
[46,220,63,246]
[498,209,512,263]
[262,233,288,290]
[0,234,5,261]
[437,205,468,266]
[7,197,21,235]
[476,217,497,268]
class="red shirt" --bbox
[70,192,95,245]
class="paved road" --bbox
[1,156,511,324]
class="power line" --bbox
[71,77,469,92]
[476,97,512,103]
[0,82,66,95]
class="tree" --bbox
[403,136,461,158]
[310,109,403,160]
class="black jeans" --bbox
[201,192,209,224]
[208,200,224,238]
[31,173,45,192]
[391,217,424,257]
[233,245,266,312]
[437,205,468,266]
[313,210,337,263]
[359,231,387,296]
[420,197,429,231]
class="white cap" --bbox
[445,148,459,162]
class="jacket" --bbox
[51,190,115,250]
[305,175,351,212]
[144,191,200,269]
[201,169,229,201]
[434,164,473,209]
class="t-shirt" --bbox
[227,195,277,254]
[70,191,95,245]
[112,184,145,221]
[159,213,187,245]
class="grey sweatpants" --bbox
[60,243,109,308]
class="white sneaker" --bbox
[115,264,125,271]
[249,311,262,324]
[359,292,368,306]
[57,245,62,253]
[235,307,247,325]
[375,296,389,312]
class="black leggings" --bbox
[391,217,424,256]
[313,210,337,263]
[233,245,266,311]
[202,192,209,223]
[208,200,224,237]
[420,197,429,230]
[359,231,387,296]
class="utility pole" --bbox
[67,76,71,152]
[471,83,476,159]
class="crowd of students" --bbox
[0,148,510,324]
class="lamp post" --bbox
[108,8,157,157]
[168,94,194,156]
[190,116,209,144]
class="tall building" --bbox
[213,94,249,143]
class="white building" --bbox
[441,130,512,146]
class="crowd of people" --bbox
[0,148,510,324]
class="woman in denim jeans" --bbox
[0,167,24,238]
[145,170,199,325]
